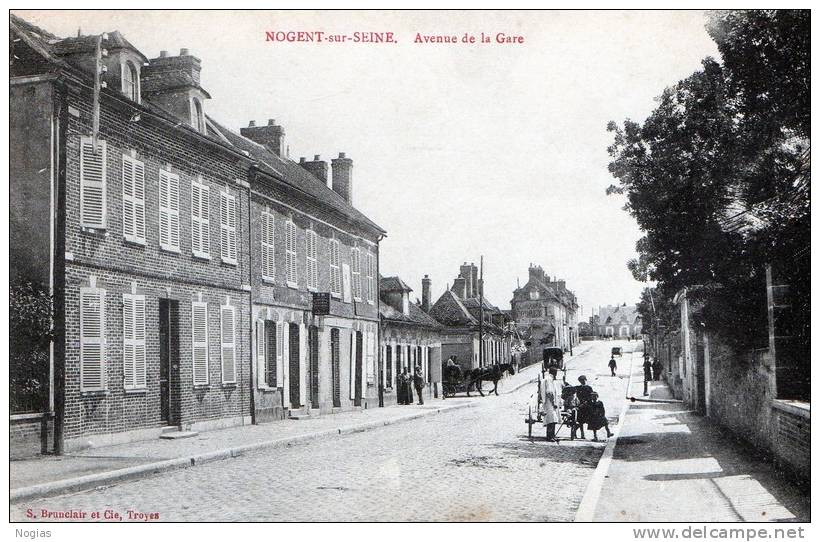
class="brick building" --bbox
[9,15,384,454]
[428,263,511,371]
[510,264,580,365]
[379,275,443,404]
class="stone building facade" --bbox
[592,303,642,339]
[510,265,580,365]
[379,276,443,405]
[9,15,384,454]
[428,263,511,371]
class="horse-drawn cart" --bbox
[442,363,515,398]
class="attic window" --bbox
[192,98,205,133]
[122,60,140,103]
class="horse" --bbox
[466,363,516,397]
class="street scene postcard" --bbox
[6,7,813,536]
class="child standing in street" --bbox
[587,392,614,441]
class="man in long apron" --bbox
[541,367,563,442]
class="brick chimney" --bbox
[459,262,474,298]
[421,275,431,312]
[142,48,210,132]
[240,119,285,156]
[452,277,466,299]
[331,153,353,204]
[300,155,328,183]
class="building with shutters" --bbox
[591,304,642,339]
[379,275,444,405]
[510,264,580,365]
[428,263,512,371]
[9,14,384,454]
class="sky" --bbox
[15,10,721,318]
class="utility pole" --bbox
[478,255,484,368]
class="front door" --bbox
[158,299,179,425]
[288,323,300,409]
[354,331,363,406]
[331,328,341,407]
[309,325,319,409]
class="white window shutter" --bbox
[192,301,209,385]
[220,192,237,264]
[352,248,361,299]
[286,221,297,286]
[306,230,317,289]
[261,211,275,281]
[256,319,266,388]
[80,287,106,391]
[80,138,107,229]
[330,240,341,295]
[276,322,285,388]
[134,296,146,387]
[221,304,236,383]
[160,170,180,251]
[281,322,289,405]
[192,182,210,258]
[122,155,145,243]
[299,323,307,406]
[133,159,145,242]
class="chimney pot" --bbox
[180,48,190,56]
[331,153,353,204]
[339,152,346,158]
[301,155,328,183]
[268,119,275,125]
[300,157,306,163]
[159,50,168,58]
[248,120,256,127]
[314,154,320,160]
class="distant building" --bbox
[593,304,642,338]
[510,265,580,365]
[428,262,511,370]
[379,275,443,404]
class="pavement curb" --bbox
[9,401,476,504]
[573,348,639,522]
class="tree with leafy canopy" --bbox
[607,10,809,351]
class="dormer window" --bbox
[122,60,140,103]
[192,97,205,133]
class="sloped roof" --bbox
[380,276,412,293]
[50,30,148,62]
[598,304,641,326]
[212,120,385,235]
[10,13,385,237]
[380,300,442,329]
[429,289,478,327]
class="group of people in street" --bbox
[539,367,613,442]
[643,355,664,381]
[396,364,426,405]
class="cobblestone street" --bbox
[12,341,637,522]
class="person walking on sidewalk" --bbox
[586,391,614,441]
[643,356,653,383]
[397,369,409,405]
[608,356,617,377]
[413,364,425,405]
[652,359,663,381]
[540,367,563,442]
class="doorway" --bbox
[354,331,363,407]
[331,328,341,408]
[158,299,180,425]
[309,325,319,409]
[288,323,300,409]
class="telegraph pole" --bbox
[478,255,484,368]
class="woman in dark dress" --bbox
[586,392,614,441]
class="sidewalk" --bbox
[588,380,810,522]
[10,396,474,502]
[11,344,591,503]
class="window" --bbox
[159,169,180,252]
[192,301,209,385]
[220,191,238,265]
[285,220,297,287]
[385,345,393,388]
[351,247,362,300]
[123,293,146,389]
[261,209,275,281]
[192,98,205,134]
[365,251,376,304]
[306,229,318,290]
[80,286,106,391]
[80,137,107,229]
[191,179,210,259]
[122,60,139,103]
[220,303,236,384]
[256,320,277,388]
[330,238,341,296]
[122,154,146,244]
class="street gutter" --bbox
[10,401,476,504]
